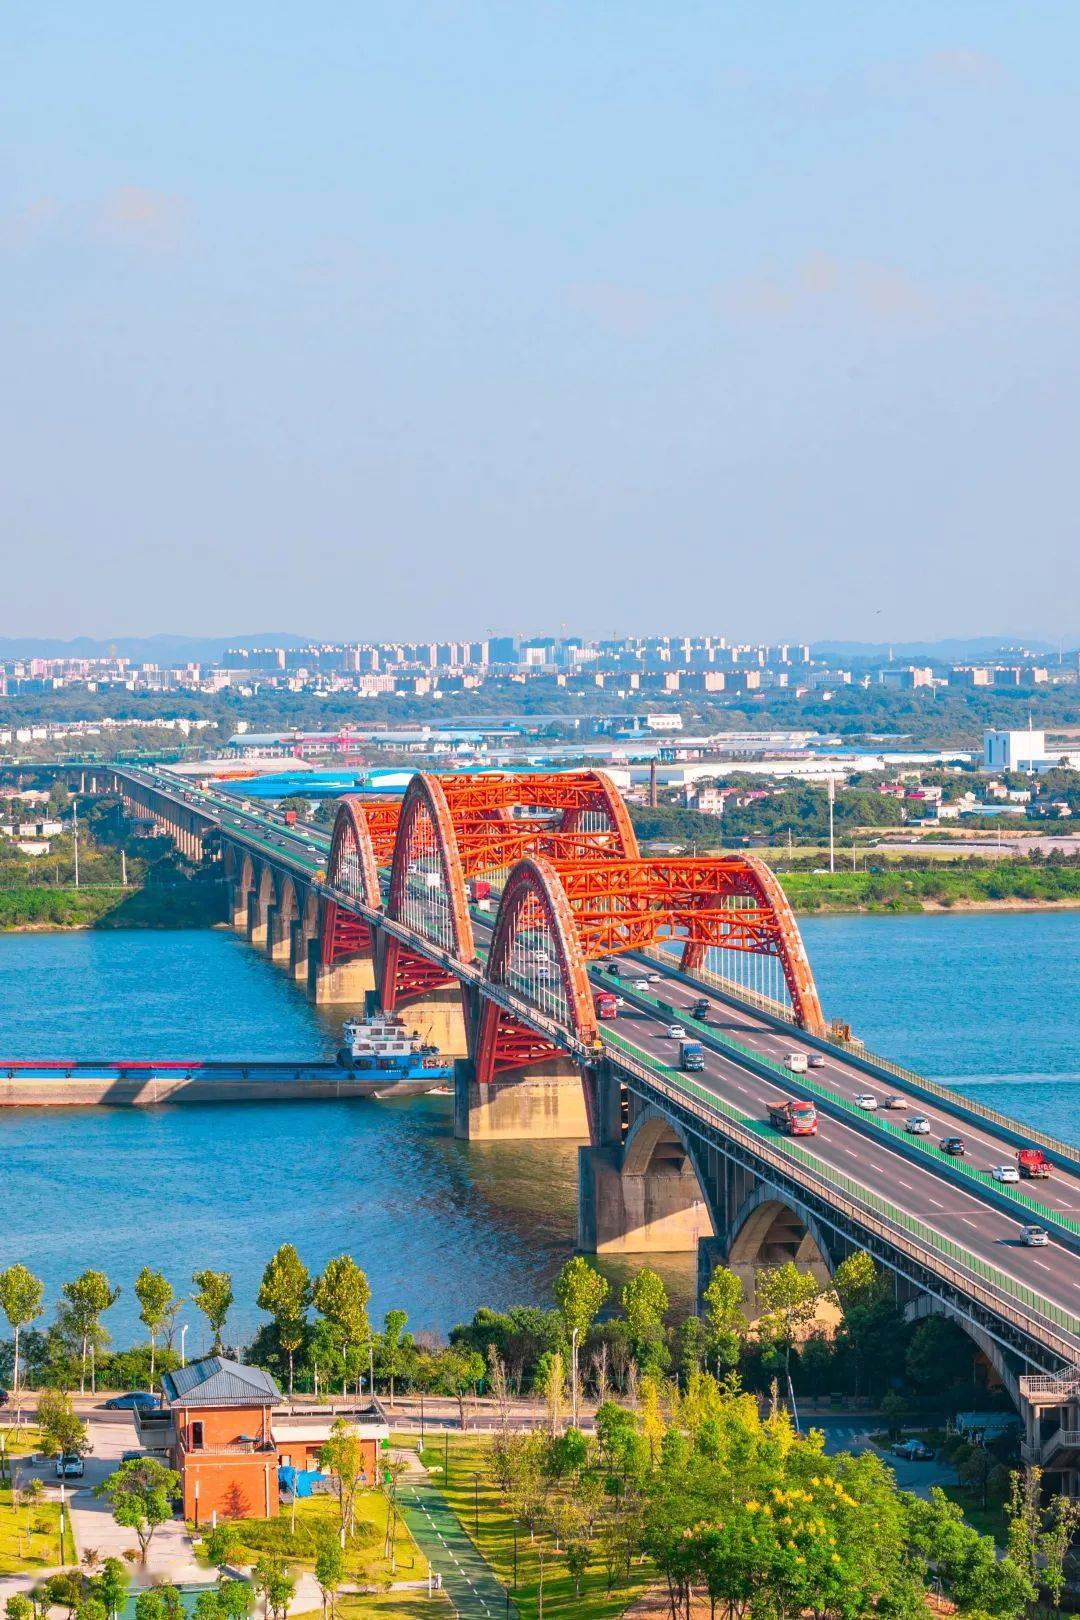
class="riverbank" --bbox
[780,858,1080,914]
[0,880,226,930]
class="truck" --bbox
[785,1053,809,1074]
[1018,1147,1052,1179]
[468,878,492,903]
[595,991,619,1021]
[768,1098,819,1136]
[679,1039,705,1072]
[283,809,298,825]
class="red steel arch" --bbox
[475,856,599,1086]
[381,774,476,1011]
[326,796,382,910]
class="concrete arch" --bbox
[904,1293,1020,1410]
[726,1185,837,1309]
[250,861,274,946]
[622,1107,721,1231]
[327,797,382,910]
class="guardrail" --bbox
[600,1028,1080,1364]
[617,981,1080,1239]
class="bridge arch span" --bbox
[327,797,382,910]
[904,1294,1020,1409]
[387,774,474,962]
[726,1185,837,1311]
[556,768,640,857]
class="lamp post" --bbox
[512,1520,518,1588]
[472,1471,479,1536]
[181,1324,189,1367]
[419,1394,425,1451]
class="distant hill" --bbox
[811,635,1062,662]
[0,633,312,661]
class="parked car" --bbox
[666,1024,687,1040]
[55,1454,85,1479]
[882,1094,905,1109]
[892,1439,934,1461]
[992,1164,1021,1183]
[0,1387,8,1409]
[906,1115,931,1135]
[120,1450,145,1463]
[808,1054,825,1069]
[1020,1225,1050,1247]
[940,1137,966,1156]
[103,1392,160,1412]
[854,1093,879,1110]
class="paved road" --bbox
[399,1481,514,1619]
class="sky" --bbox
[2,1,1079,644]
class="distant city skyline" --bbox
[4,2,1079,639]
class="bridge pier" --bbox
[454,1055,591,1141]
[265,905,292,965]
[309,943,377,1003]
[578,1141,713,1254]
[394,986,470,1057]
[247,892,268,949]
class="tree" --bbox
[376,1309,411,1407]
[7,1597,34,1620]
[36,1389,89,1458]
[94,1559,130,1620]
[201,1522,235,1571]
[256,1245,311,1396]
[314,1538,345,1620]
[905,1314,973,1391]
[318,1419,371,1541]
[216,1582,250,1620]
[755,1261,823,1371]
[621,1268,669,1373]
[252,1561,294,1620]
[59,1270,120,1394]
[312,1256,371,1391]
[553,1257,608,1426]
[701,1265,744,1372]
[833,1250,882,1309]
[0,1265,45,1423]
[191,1594,222,1620]
[433,1346,486,1431]
[133,1269,178,1386]
[95,1458,180,1563]
[191,1270,233,1355]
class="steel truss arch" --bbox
[387,773,475,963]
[327,796,382,910]
[475,856,599,1086]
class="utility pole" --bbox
[827,776,835,875]
[72,798,79,889]
[121,849,128,888]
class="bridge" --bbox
[112,763,1080,1491]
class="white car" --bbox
[854,1093,878,1111]
[666,1024,687,1040]
[905,1115,931,1135]
[992,1164,1021,1184]
[807,1054,825,1069]
[1020,1225,1050,1247]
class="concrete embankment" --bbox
[0,1063,440,1107]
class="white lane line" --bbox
[962,1218,979,1229]
[927,1197,944,1208]
[896,1179,914,1191]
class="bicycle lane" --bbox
[399,1478,516,1619]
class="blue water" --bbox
[0,913,1076,1342]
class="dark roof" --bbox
[160,1356,281,1408]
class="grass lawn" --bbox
[0,1482,63,1576]
[401,1432,651,1620]
[940,1485,1009,1544]
[1,1425,43,1457]
[296,1598,452,1617]
[213,1490,428,1588]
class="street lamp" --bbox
[472,1471,479,1537]
[181,1324,189,1367]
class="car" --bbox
[892,1439,934,1462]
[807,1054,825,1068]
[103,1391,160,1412]
[854,1093,879,1110]
[1021,1225,1050,1247]
[882,1094,905,1109]
[120,1449,145,1463]
[905,1115,932,1135]
[666,1024,687,1040]
[992,1164,1021,1183]
[55,1454,84,1479]
[940,1136,966,1156]
[692,999,710,1019]
[0,1387,8,1409]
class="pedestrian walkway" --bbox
[399,1480,515,1620]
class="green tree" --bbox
[133,1269,178,1385]
[318,1419,372,1541]
[905,1313,972,1391]
[200,1522,235,1571]
[36,1388,89,1458]
[0,1264,45,1422]
[833,1250,882,1309]
[312,1256,371,1392]
[252,1561,294,1620]
[256,1245,311,1396]
[433,1346,486,1431]
[95,1458,180,1563]
[375,1309,411,1407]
[314,1537,345,1620]
[755,1261,823,1371]
[94,1559,130,1620]
[553,1257,608,1426]
[700,1265,744,1372]
[621,1267,669,1373]
[215,1583,250,1620]
[7,1596,34,1620]
[59,1270,121,1394]
[191,1270,233,1355]
[191,1594,222,1620]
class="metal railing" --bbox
[600,1027,1080,1364]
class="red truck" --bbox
[468,878,492,902]
[595,991,619,1021]
[283,809,298,825]
[768,1098,819,1137]
[1018,1147,1051,1179]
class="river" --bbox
[0,912,1076,1346]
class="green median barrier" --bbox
[599,1027,1080,1341]
[618,985,1080,1240]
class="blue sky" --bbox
[3,2,1078,642]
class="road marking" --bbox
[896,1179,914,1190]
[962,1218,978,1229]
[927,1197,944,1207]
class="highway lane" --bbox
[606,1000,1080,1324]
[618,961,1080,1222]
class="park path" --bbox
[398,1480,515,1620]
